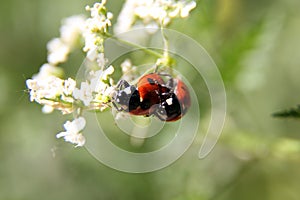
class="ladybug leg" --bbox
[165,78,174,89]
[112,101,125,112]
[152,105,168,121]
[157,72,173,80]
[156,72,174,91]
[113,79,133,112]
[116,79,130,89]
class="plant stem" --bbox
[161,24,170,62]
[105,33,163,59]
[158,22,175,75]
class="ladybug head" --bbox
[153,93,182,121]
[114,80,140,112]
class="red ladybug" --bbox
[113,73,191,122]
[113,73,166,116]
[134,73,168,115]
[152,78,191,121]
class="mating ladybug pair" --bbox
[113,73,191,122]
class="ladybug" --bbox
[152,78,191,121]
[113,73,166,116]
[113,73,191,122]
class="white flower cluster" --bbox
[73,66,115,110]
[56,117,86,147]
[83,0,113,63]
[27,65,115,109]
[26,65,115,146]
[120,59,137,82]
[26,1,117,147]
[114,0,196,34]
[47,15,86,65]
[26,64,76,114]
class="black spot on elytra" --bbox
[147,78,155,85]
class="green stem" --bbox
[158,22,176,75]
[161,24,169,61]
[105,33,163,58]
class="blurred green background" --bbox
[1,0,300,199]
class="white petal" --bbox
[86,48,98,61]
[181,1,197,18]
[82,96,93,106]
[107,12,113,19]
[73,117,86,132]
[26,79,37,90]
[75,134,86,147]
[102,65,114,80]
[56,131,68,138]
[60,15,86,47]
[73,88,81,100]
[96,53,107,67]
[63,120,73,132]
[63,78,76,95]
[62,117,86,134]
[42,105,54,114]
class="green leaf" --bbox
[273,105,300,118]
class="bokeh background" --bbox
[1,0,300,199]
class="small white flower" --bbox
[89,66,114,93]
[96,53,108,68]
[102,65,114,80]
[82,32,104,59]
[181,1,197,18]
[85,17,110,34]
[73,81,93,106]
[120,59,137,82]
[90,65,114,81]
[60,15,86,47]
[47,38,70,65]
[121,59,132,74]
[169,7,180,18]
[32,63,64,80]
[86,1,108,17]
[114,0,197,33]
[42,105,54,114]
[56,117,86,147]
[63,78,76,96]
[85,46,98,61]
[82,66,116,107]
[82,1,113,67]
[107,12,113,20]
[114,0,136,34]
[103,86,115,97]
[84,1,112,33]
[89,71,102,92]
[42,76,64,99]
[26,76,64,103]
[60,78,77,103]
[27,75,76,114]
[26,79,39,102]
